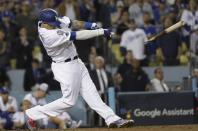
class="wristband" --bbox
[84,22,93,29]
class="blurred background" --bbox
[0,0,198,129]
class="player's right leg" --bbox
[79,61,134,128]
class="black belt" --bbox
[52,56,78,63]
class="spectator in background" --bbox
[0,67,10,88]
[15,1,36,39]
[42,0,55,9]
[0,87,18,113]
[23,83,80,129]
[116,10,130,37]
[156,16,182,66]
[121,59,150,92]
[150,67,169,92]
[86,53,96,71]
[57,0,79,20]
[128,0,153,27]
[32,45,43,63]
[79,0,95,21]
[190,30,198,68]
[111,0,125,25]
[86,46,98,71]
[181,0,198,46]
[141,12,158,66]
[89,56,113,126]
[23,59,46,91]
[0,87,18,129]
[117,50,133,78]
[90,56,113,98]
[120,19,148,66]
[12,100,31,129]
[99,0,111,28]
[23,83,53,128]
[12,27,33,69]
[113,73,123,92]
[152,0,169,24]
[167,4,180,23]
[0,29,9,68]
[179,42,189,65]
[0,11,19,41]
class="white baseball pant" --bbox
[26,59,120,125]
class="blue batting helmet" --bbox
[39,8,61,27]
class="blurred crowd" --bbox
[0,0,198,70]
[1,0,198,129]
[0,84,82,129]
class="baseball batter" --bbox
[25,8,134,130]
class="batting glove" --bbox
[103,29,114,39]
[91,23,100,30]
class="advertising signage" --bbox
[118,91,197,125]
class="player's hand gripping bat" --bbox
[145,21,185,43]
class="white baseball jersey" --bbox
[0,96,18,112]
[121,28,147,60]
[181,9,198,35]
[38,17,78,62]
[23,93,47,107]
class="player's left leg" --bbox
[79,60,134,127]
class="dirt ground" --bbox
[17,124,198,131]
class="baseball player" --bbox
[25,8,134,130]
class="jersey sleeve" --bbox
[39,29,71,48]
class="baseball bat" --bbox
[145,21,185,43]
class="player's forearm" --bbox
[70,29,104,40]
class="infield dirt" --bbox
[12,124,198,131]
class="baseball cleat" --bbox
[26,118,38,130]
[108,119,134,128]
